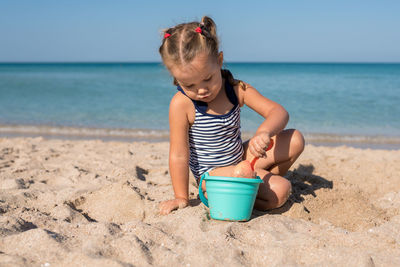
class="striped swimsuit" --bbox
[177,79,244,183]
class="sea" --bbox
[1,63,399,149]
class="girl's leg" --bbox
[243,129,305,210]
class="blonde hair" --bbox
[159,16,218,68]
[159,16,246,89]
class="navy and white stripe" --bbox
[176,77,244,182]
[188,104,244,181]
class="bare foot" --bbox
[232,160,256,178]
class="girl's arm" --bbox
[160,94,191,214]
[169,95,190,200]
[239,82,289,157]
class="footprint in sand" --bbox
[70,182,146,223]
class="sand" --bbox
[0,137,399,266]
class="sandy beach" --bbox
[0,137,399,266]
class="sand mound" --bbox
[68,182,146,223]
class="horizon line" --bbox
[1,61,400,64]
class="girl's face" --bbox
[169,52,223,102]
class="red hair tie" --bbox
[164,33,171,38]
[195,27,202,34]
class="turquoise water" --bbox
[1,63,400,145]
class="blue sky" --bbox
[1,0,399,62]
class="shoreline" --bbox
[1,123,400,150]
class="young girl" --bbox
[158,16,305,215]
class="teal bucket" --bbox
[199,172,263,221]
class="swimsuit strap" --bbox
[225,79,239,106]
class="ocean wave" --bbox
[302,133,400,144]
[0,124,169,141]
[1,124,400,147]
[242,132,400,145]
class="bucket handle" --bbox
[198,172,209,207]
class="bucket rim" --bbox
[204,175,263,184]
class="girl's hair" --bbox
[159,16,245,89]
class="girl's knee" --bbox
[276,178,292,207]
[269,177,292,209]
[290,129,305,155]
[256,177,292,211]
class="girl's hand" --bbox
[159,198,189,215]
[249,131,272,158]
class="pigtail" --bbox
[200,16,217,38]
[159,28,171,55]
[221,69,247,91]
